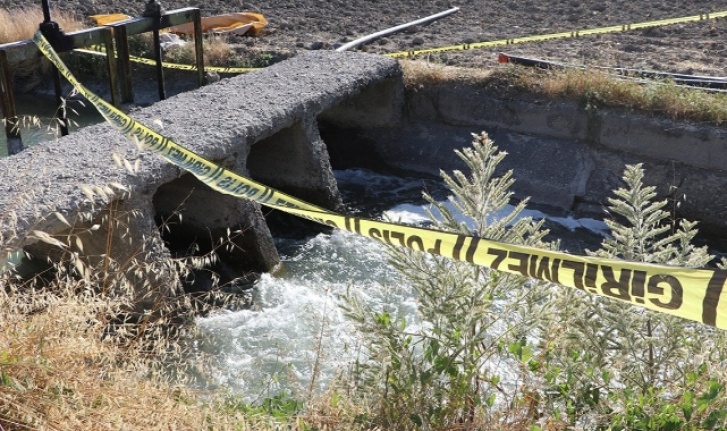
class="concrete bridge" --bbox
[0,50,402,294]
[3,48,727,297]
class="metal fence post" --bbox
[0,50,22,155]
[192,9,205,87]
[39,0,68,136]
[144,0,166,100]
[101,28,120,107]
[114,24,134,104]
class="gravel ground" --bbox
[4,0,727,76]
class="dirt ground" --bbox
[4,0,727,76]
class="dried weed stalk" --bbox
[0,183,264,430]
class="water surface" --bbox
[190,168,610,401]
[1,93,103,157]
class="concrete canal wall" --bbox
[325,81,727,238]
[0,50,402,293]
[2,50,726,294]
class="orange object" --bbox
[89,13,132,26]
[167,13,268,36]
[89,12,268,36]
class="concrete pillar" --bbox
[247,118,344,212]
[318,75,404,129]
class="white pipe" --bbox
[335,7,460,52]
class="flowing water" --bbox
[189,168,611,401]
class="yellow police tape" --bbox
[74,47,258,74]
[35,31,727,330]
[386,10,727,58]
[74,10,727,74]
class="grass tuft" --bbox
[162,35,247,68]
[0,8,85,45]
[402,60,727,125]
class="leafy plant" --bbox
[224,392,304,421]
[540,164,727,430]
[341,132,557,429]
[339,137,727,431]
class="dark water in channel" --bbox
[0,93,103,157]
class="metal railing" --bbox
[0,0,206,156]
[110,4,205,103]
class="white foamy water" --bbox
[385,201,610,238]
[192,169,610,400]
[194,229,417,399]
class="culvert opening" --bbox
[152,173,264,297]
[318,122,389,172]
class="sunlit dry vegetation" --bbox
[403,60,727,125]
[0,188,280,430]
[0,8,85,44]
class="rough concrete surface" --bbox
[0,50,403,275]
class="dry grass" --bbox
[0,282,271,430]
[0,8,88,89]
[0,283,291,431]
[402,60,727,125]
[0,8,85,45]
[532,67,727,124]
[0,190,280,430]
[401,60,494,88]
[0,278,364,430]
[200,37,236,66]
[163,35,237,67]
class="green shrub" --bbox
[341,132,557,429]
[540,164,727,430]
[340,133,727,430]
